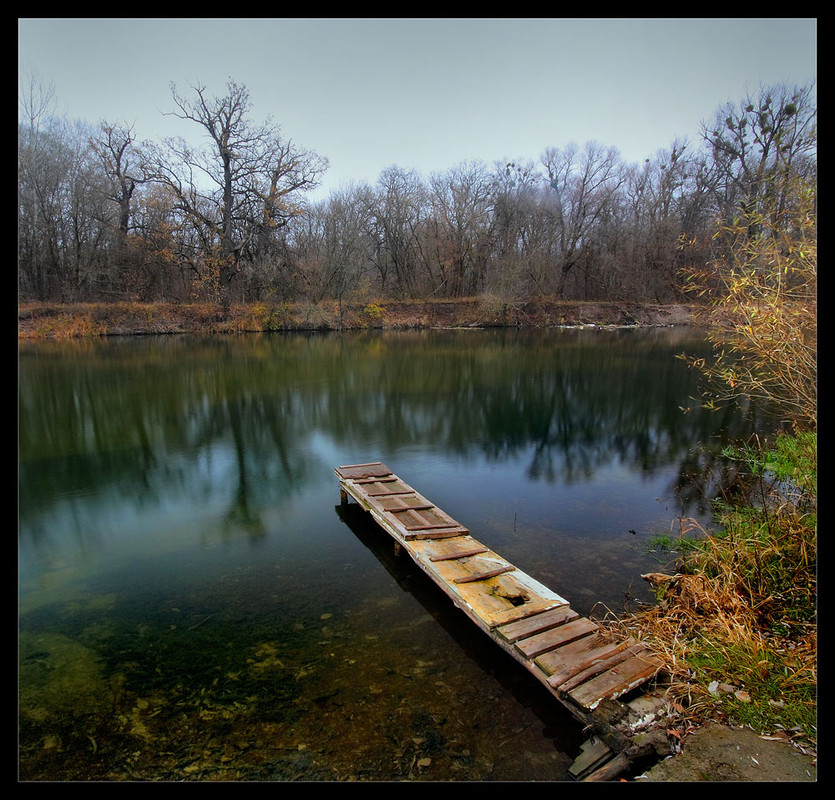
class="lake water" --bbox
[18,327,768,781]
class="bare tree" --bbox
[488,160,543,298]
[289,183,375,315]
[700,82,816,228]
[369,166,427,298]
[617,140,708,300]
[425,160,494,297]
[19,75,110,302]
[143,79,328,305]
[487,160,570,298]
[18,71,58,299]
[541,141,625,298]
[90,122,144,240]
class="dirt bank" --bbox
[374,299,696,329]
[638,723,816,782]
[17,299,698,339]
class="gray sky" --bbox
[18,18,817,200]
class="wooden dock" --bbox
[335,462,664,730]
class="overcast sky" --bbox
[19,18,817,200]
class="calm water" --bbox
[18,327,767,781]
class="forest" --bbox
[18,77,816,310]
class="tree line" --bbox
[18,77,816,309]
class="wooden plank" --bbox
[398,505,461,528]
[558,644,651,692]
[404,521,462,531]
[452,577,555,627]
[567,651,664,708]
[378,497,435,514]
[515,617,599,658]
[336,463,391,480]
[351,476,411,495]
[568,738,615,780]
[471,570,570,629]
[453,565,515,584]
[364,479,412,496]
[429,546,490,562]
[535,632,617,671]
[497,605,578,643]
[458,588,566,630]
[410,537,489,562]
[546,640,641,688]
[411,528,469,540]
[538,637,632,683]
[431,552,511,584]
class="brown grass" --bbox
[605,498,816,743]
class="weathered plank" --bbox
[490,600,570,629]
[385,503,435,513]
[397,505,460,528]
[366,482,413,496]
[566,650,664,708]
[537,636,633,684]
[451,575,567,629]
[453,565,516,584]
[411,527,470,540]
[347,477,472,540]
[496,605,578,643]
[514,617,599,658]
[429,551,510,582]
[403,521,462,531]
[549,641,643,689]
[336,462,393,480]
[568,738,616,780]
[429,546,490,562]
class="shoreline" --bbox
[18,299,699,339]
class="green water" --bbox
[18,328,768,781]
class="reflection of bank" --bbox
[334,463,665,755]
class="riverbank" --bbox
[17,299,697,339]
[638,723,816,781]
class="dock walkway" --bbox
[335,462,664,726]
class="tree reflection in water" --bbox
[18,328,776,780]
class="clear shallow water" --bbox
[18,327,768,781]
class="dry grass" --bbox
[608,436,817,745]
